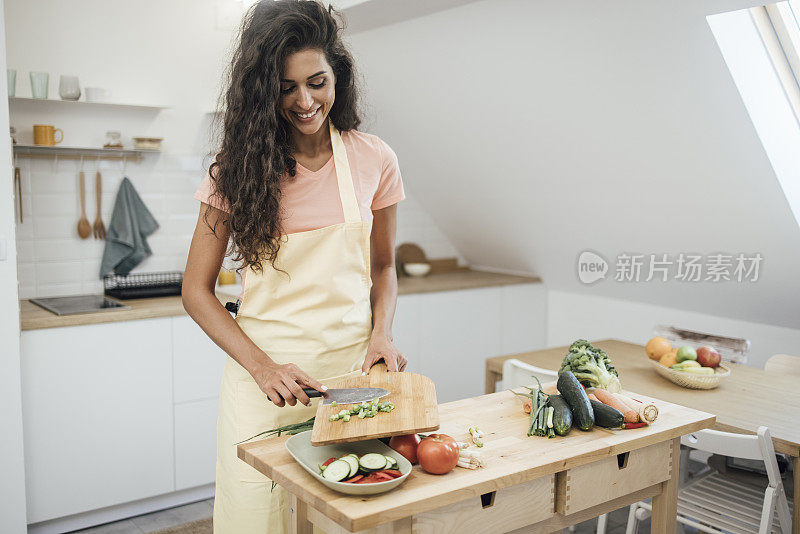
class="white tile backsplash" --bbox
[15,153,465,298]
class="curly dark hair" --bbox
[207,0,361,273]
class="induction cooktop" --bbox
[30,295,130,316]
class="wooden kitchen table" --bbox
[239,387,714,533]
[486,338,800,534]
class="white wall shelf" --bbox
[9,96,169,112]
[13,144,160,161]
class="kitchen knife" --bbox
[297,386,390,405]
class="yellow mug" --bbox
[33,124,63,146]
[218,270,236,286]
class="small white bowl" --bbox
[285,431,411,495]
[404,262,431,277]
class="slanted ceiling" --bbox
[348,0,800,329]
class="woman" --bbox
[182,1,407,531]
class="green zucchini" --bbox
[547,394,573,436]
[557,371,594,431]
[590,400,625,428]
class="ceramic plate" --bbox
[285,430,411,495]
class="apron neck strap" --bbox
[329,119,361,224]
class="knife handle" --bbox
[302,388,324,398]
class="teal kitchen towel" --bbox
[100,177,159,276]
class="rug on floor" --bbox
[152,518,212,534]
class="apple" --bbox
[676,346,697,363]
[696,346,721,367]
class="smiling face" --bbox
[279,48,336,137]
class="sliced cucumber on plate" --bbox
[321,459,352,482]
[358,453,388,471]
[340,455,359,478]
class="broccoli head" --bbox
[560,339,621,392]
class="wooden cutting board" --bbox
[310,363,439,446]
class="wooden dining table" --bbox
[485,338,800,534]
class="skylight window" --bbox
[708,3,800,229]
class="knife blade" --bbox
[300,386,390,405]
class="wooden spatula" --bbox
[310,362,439,446]
[76,171,91,239]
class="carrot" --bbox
[593,388,638,423]
[522,398,531,414]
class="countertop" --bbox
[20,269,541,331]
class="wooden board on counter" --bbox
[239,387,714,532]
[310,363,439,446]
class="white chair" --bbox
[626,426,792,534]
[500,359,611,534]
[765,354,800,377]
[499,358,558,391]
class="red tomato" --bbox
[389,434,421,465]
[322,457,337,467]
[417,434,460,475]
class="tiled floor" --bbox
[70,499,213,534]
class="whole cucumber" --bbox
[590,399,625,428]
[547,394,572,436]
[557,371,594,431]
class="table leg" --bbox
[650,437,680,533]
[289,493,313,534]
[793,456,799,534]
[485,369,501,394]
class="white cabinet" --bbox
[396,283,546,404]
[175,398,218,490]
[20,319,174,524]
[500,283,547,355]
[172,316,226,403]
[172,316,225,490]
[392,294,423,373]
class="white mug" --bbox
[58,75,81,101]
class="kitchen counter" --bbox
[19,269,541,330]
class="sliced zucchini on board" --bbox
[340,455,359,478]
[321,460,352,482]
[358,453,388,471]
[384,455,397,468]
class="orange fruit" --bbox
[646,336,672,360]
[659,350,678,368]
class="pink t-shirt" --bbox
[194,129,405,297]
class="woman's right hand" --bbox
[252,361,327,407]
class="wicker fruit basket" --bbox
[650,359,730,390]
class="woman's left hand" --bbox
[362,333,407,373]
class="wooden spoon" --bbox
[93,171,106,239]
[77,171,92,239]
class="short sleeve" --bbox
[371,139,405,210]
[194,159,230,212]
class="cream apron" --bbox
[214,120,372,534]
